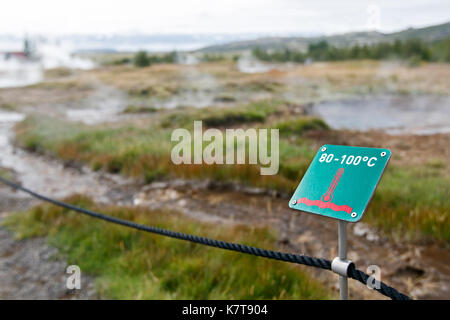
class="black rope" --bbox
[347,263,410,300]
[0,175,411,300]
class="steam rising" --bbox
[237,52,274,73]
[0,40,94,88]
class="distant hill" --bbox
[386,22,450,42]
[198,22,450,53]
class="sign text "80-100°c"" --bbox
[319,153,380,167]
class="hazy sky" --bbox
[1,0,449,35]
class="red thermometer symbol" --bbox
[321,168,344,203]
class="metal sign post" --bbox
[338,220,348,300]
[289,144,391,300]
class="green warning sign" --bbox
[289,145,391,222]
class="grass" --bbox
[122,105,158,114]
[274,118,329,136]
[27,80,92,91]
[213,94,236,103]
[0,167,15,181]
[93,61,450,103]
[10,60,450,245]
[44,67,73,78]
[3,195,332,299]
[15,115,84,153]
[161,100,280,128]
[0,103,16,111]
[366,165,450,243]
[15,108,319,190]
[14,112,450,244]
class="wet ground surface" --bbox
[312,95,450,135]
[0,109,135,299]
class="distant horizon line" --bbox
[0,19,448,39]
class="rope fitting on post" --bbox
[331,257,354,277]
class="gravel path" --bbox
[0,187,97,299]
[0,218,96,299]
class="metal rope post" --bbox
[338,220,348,300]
